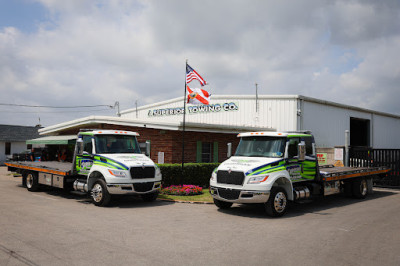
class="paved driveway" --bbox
[0,166,399,266]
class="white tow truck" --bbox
[210,131,390,217]
[6,129,162,206]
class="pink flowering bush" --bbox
[161,185,203,196]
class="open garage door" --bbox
[350,117,370,147]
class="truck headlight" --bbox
[210,171,217,181]
[247,175,269,184]
[155,167,162,178]
[108,169,127,178]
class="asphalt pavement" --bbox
[0,166,399,266]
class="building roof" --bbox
[26,135,77,145]
[38,116,271,135]
[0,124,42,142]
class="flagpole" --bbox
[181,60,188,179]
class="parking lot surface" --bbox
[0,166,399,266]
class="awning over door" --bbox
[26,135,77,145]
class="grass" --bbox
[9,173,21,177]
[158,189,213,203]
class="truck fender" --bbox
[267,174,294,201]
[87,171,106,191]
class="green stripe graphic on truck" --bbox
[246,159,317,181]
[300,160,317,180]
[246,160,287,176]
[93,155,129,170]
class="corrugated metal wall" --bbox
[302,100,400,148]
[121,95,400,149]
[122,95,299,132]
[372,114,400,148]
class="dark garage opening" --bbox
[350,117,370,147]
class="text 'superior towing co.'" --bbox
[5,129,162,206]
[209,131,390,217]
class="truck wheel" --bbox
[141,191,159,202]
[343,181,353,197]
[91,179,111,207]
[21,172,27,188]
[213,199,233,209]
[26,172,39,192]
[265,187,288,217]
[352,178,368,199]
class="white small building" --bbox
[0,125,41,164]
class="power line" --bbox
[0,103,114,108]
[0,108,113,114]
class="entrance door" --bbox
[350,117,370,147]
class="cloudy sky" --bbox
[1,0,400,127]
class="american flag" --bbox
[186,64,207,86]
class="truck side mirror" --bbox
[145,140,151,157]
[77,138,84,155]
[227,143,232,158]
[298,143,305,161]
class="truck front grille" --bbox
[217,188,241,200]
[217,170,245,185]
[130,167,155,179]
[133,182,154,192]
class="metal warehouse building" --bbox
[121,95,400,149]
[38,95,400,169]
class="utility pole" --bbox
[114,101,121,117]
[255,83,259,113]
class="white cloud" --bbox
[0,0,399,126]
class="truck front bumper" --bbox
[107,181,161,195]
[210,186,270,204]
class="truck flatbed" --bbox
[5,161,72,176]
[319,165,390,182]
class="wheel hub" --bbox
[26,174,33,188]
[91,184,103,202]
[273,192,287,213]
[361,180,367,196]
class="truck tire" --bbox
[21,171,27,188]
[26,172,39,192]
[91,179,111,207]
[141,191,159,202]
[213,199,233,209]
[265,187,288,217]
[343,181,353,197]
[352,178,368,199]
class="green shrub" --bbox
[158,163,219,187]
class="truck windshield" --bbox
[235,137,285,158]
[94,135,141,154]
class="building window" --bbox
[197,141,218,163]
[5,142,11,155]
[201,142,212,163]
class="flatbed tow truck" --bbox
[210,131,390,217]
[6,129,162,206]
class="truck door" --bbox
[76,135,94,175]
[302,136,317,180]
[286,137,303,182]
